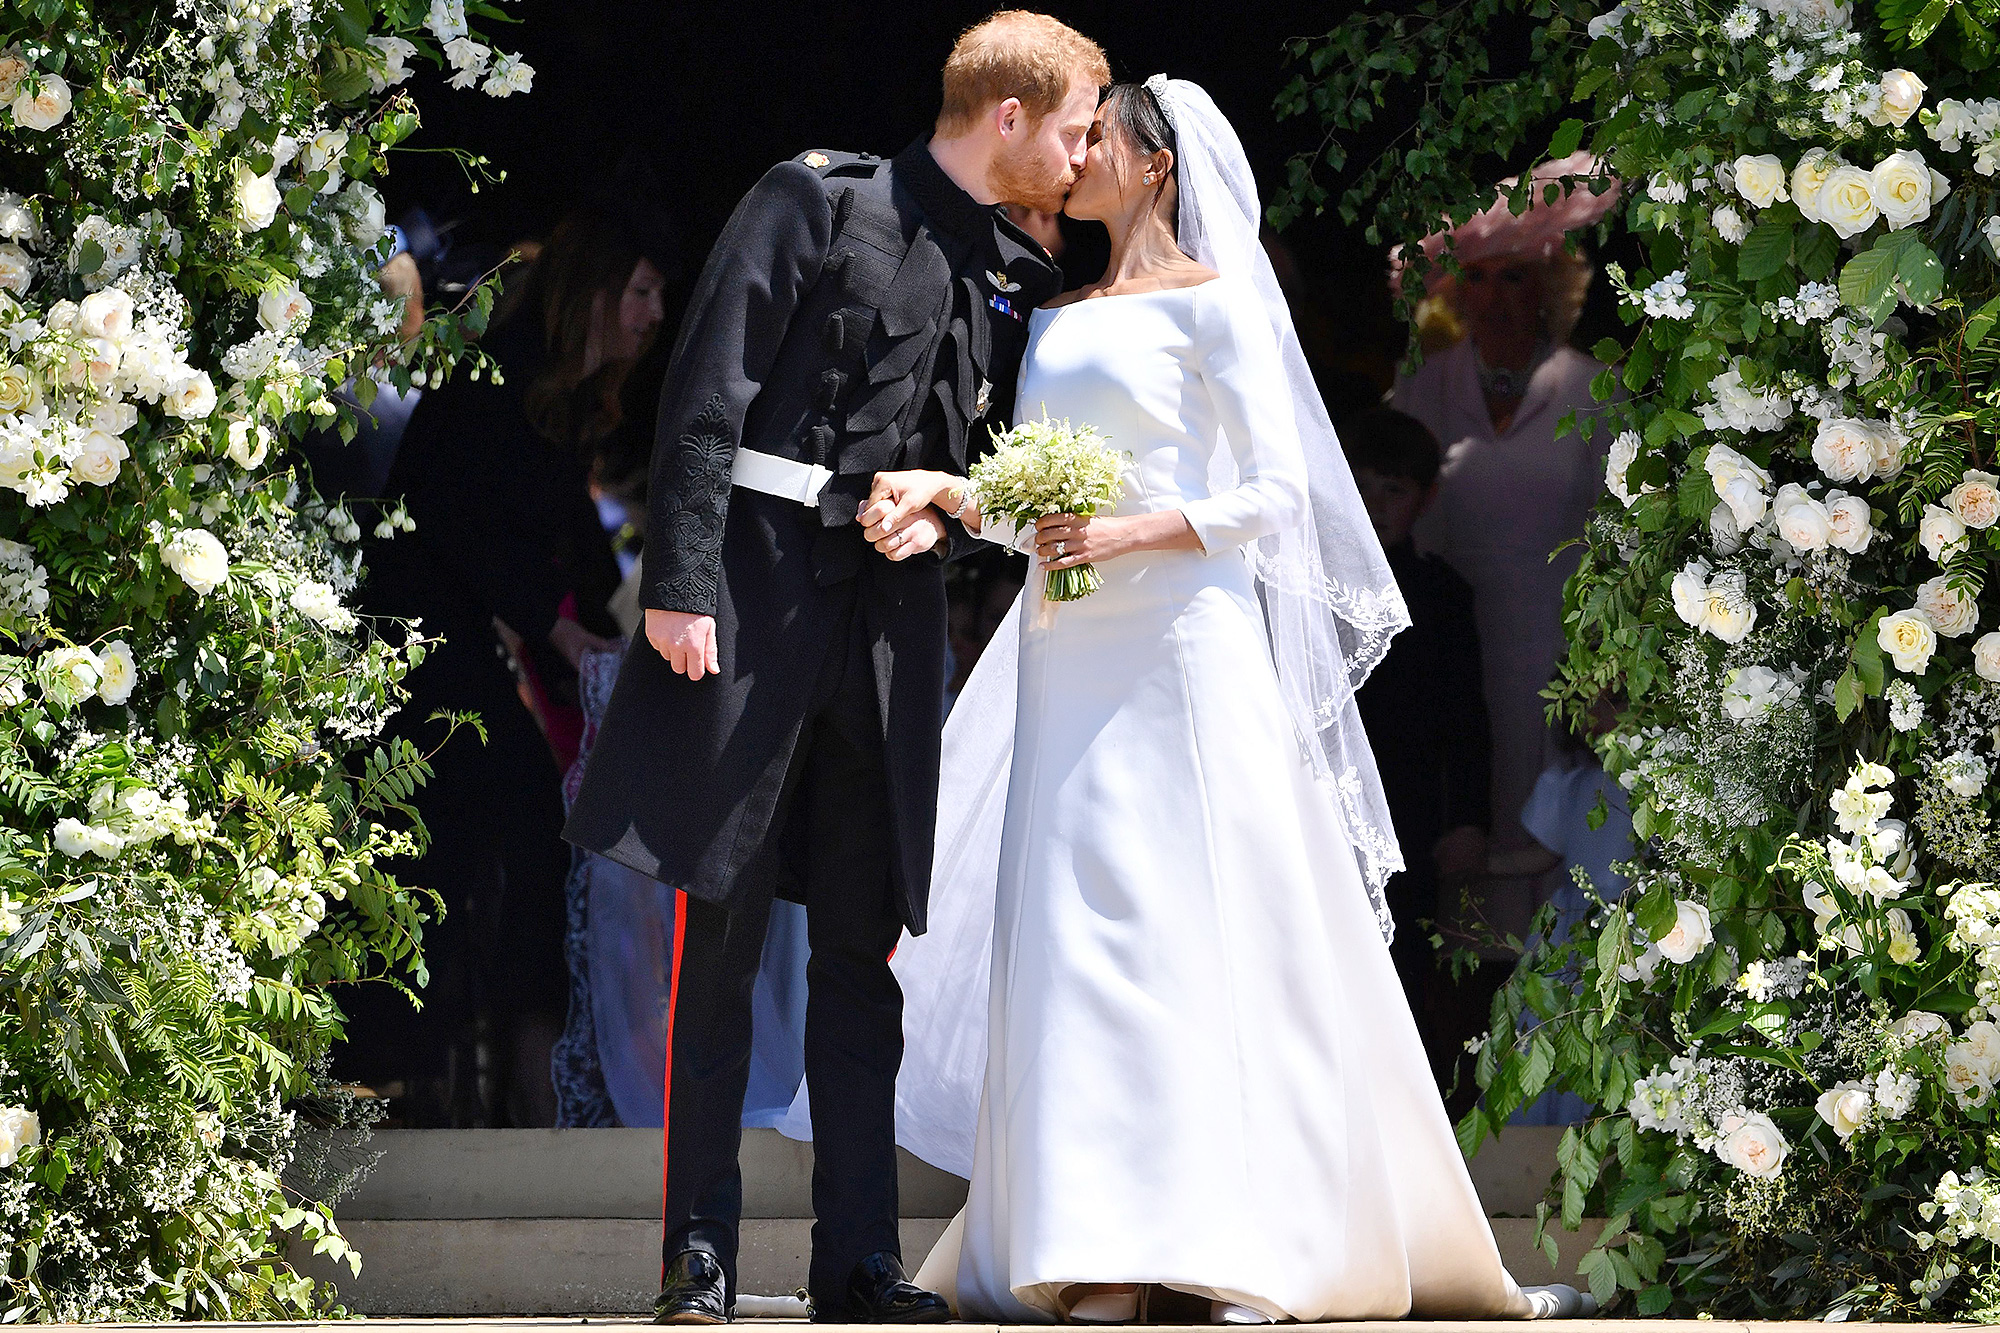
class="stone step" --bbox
[337,1127,1561,1221]
[294,1216,1606,1315]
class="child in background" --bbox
[1345,407,1493,1084]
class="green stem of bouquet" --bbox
[1044,561,1105,602]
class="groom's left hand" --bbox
[872,507,947,561]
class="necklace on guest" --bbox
[1476,338,1553,402]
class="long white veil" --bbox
[777,77,1412,1177]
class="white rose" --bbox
[0,362,34,416]
[1820,163,1883,238]
[0,242,31,296]
[1710,500,1745,555]
[302,128,350,191]
[68,429,127,487]
[1718,474,1768,528]
[1975,632,2000,682]
[0,49,28,103]
[1963,1019,2000,1076]
[164,369,216,420]
[52,816,93,858]
[257,283,313,334]
[160,527,230,596]
[89,401,137,437]
[1672,559,1713,629]
[42,298,77,333]
[95,639,136,705]
[1704,572,1758,644]
[1878,608,1939,674]
[1893,1010,1949,1044]
[1825,492,1874,553]
[1873,69,1927,127]
[1656,899,1713,963]
[1791,148,1841,225]
[1815,1080,1873,1139]
[1773,483,1831,552]
[1733,153,1790,207]
[1873,150,1938,231]
[0,1106,39,1168]
[1947,469,2000,528]
[1916,575,1979,638]
[10,74,71,132]
[1945,1040,1995,1104]
[225,419,271,470]
[1920,504,1969,563]
[233,165,282,233]
[335,181,387,247]
[77,288,134,343]
[1812,417,1880,483]
[1716,1110,1789,1178]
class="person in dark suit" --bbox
[561,12,1109,1325]
[1344,407,1493,1082]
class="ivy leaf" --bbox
[1736,217,1795,281]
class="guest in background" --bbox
[1345,407,1490,1085]
[1391,153,1623,899]
[340,193,672,1127]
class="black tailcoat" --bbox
[563,141,1057,932]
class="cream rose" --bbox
[95,639,136,705]
[0,48,28,102]
[1819,163,1882,238]
[257,283,313,334]
[0,243,31,296]
[0,363,36,416]
[43,643,101,699]
[1879,608,1939,674]
[1703,571,1758,644]
[1812,418,1878,484]
[160,527,230,596]
[1733,153,1790,207]
[10,74,71,132]
[1815,1081,1873,1139]
[68,429,128,487]
[1773,483,1831,552]
[1791,148,1841,225]
[1946,469,2000,528]
[1893,1010,1950,1044]
[1945,1040,1994,1104]
[225,419,271,470]
[1825,492,1874,554]
[1672,559,1712,629]
[164,369,216,420]
[1656,899,1713,964]
[1716,1110,1789,1178]
[1873,149,1939,231]
[1921,504,1969,563]
[0,1106,39,1168]
[233,165,282,233]
[1916,574,1979,638]
[1976,632,2000,683]
[77,288,135,343]
[1873,69,1927,126]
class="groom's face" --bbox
[991,75,1098,214]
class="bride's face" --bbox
[1062,110,1160,224]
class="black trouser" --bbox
[660,603,905,1312]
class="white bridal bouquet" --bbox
[968,414,1127,602]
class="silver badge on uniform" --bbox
[984,268,1021,293]
[975,379,992,416]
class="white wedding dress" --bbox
[902,278,1532,1323]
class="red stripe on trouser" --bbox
[659,888,689,1284]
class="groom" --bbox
[563,11,1107,1325]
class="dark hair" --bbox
[1099,81,1177,204]
[1340,407,1442,489]
[512,207,656,450]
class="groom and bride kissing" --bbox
[563,9,1592,1326]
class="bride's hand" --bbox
[859,469,963,541]
[1035,513,1135,567]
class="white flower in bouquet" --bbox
[76,287,132,343]
[10,73,71,132]
[0,1106,39,1168]
[1791,148,1842,223]
[95,639,136,705]
[1878,609,1938,673]
[1723,664,1803,721]
[0,537,49,630]
[1832,762,1894,833]
[0,243,33,296]
[1710,501,1745,554]
[428,0,470,42]
[69,429,126,487]
[1657,899,1713,963]
[483,52,535,98]
[1873,69,1928,126]
[1711,204,1750,244]
[0,47,28,102]
[1915,575,1980,638]
[1705,440,1772,519]
[1773,483,1831,551]
[1873,150,1947,231]
[301,128,350,192]
[164,368,216,420]
[1886,678,1922,731]
[1986,215,2000,254]
[1938,750,1990,799]
[1733,153,1791,206]
[335,181,387,247]
[1723,5,1761,37]
[1876,1067,1921,1118]
[52,816,122,860]
[366,35,418,92]
[1816,1080,1874,1138]
[1639,269,1695,319]
[257,282,313,335]
[0,363,32,418]
[1716,1110,1789,1177]
[1671,558,1713,626]
[443,38,491,89]
[233,165,282,233]
[1920,504,1969,563]
[289,579,357,631]
[1647,172,1689,204]
[42,643,100,700]
[968,414,1128,603]
[1627,1069,1687,1133]
[1605,430,1645,506]
[1701,364,1792,434]
[1619,938,1663,984]
[1811,416,1881,482]
[1819,162,1882,237]
[1823,490,1873,552]
[161,527,230,595]
[1826,315,1890,388]
[1946,469,2000,528]
[1974,631,2000,682]
[225,419,270,470]
[325,506,362,543]
[1701,570,1758,643]
[1893,1010,1951,1046]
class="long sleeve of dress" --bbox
[641,161,833,616]
[1180,279,1309,554]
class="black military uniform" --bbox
[563,139,1059,1318]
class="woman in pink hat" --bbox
[1392,154,1623,904]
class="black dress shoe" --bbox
[813,1251,950,1323]
[654,1249,731,1325]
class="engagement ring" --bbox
[1055,541,1067,557]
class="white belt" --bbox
[732,448,834,507]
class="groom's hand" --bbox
[646,609,721,681]
[872,508,947,561]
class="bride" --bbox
[851,76,1588,1324]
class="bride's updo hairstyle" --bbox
[1099,80,1178,212]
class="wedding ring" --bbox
[1055,541,1067,557]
